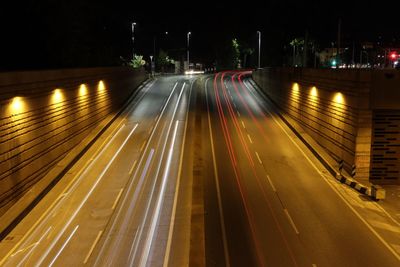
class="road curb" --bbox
[248,78,385,201]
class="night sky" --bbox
[1,0,398,70]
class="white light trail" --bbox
[35,123,138,266]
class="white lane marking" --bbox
[136,84,186,267]
[14,227,52,266]
[241,120,246,129]
[139,121,180,267]
[48,225,79,267]
[163,79,194,267]
[243,80,400,261]
[284,209,300,235]
[233,102,237,108]
[266,175,277,192]
[36,124,139,266]
[273,112,400,259]
[83,230,103,264]
[112,188,124,210]
[247,134,253,144]
[255,151,262,164]
[95,82,179,266]
[237,111,241,117]
[0,124,127,266]
[129,159,137,175]
[204,78,231,267]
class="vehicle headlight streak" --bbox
[138,120,180,267]
[34,123,139,266]
[93,82,184,266]
[132,84,185,267]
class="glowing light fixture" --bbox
[12,97,22,110]
[310,86,318,97]
[98,80,106,92]
[292,83,300,93]
[10,96,25,115]
[79,84,88,96]
[52,89,63,103]
[333,92,345,104]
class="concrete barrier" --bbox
[0,67,146,217]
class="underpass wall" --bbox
[253,68,400,185]
[0,67,146,216]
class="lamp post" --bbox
[257,31,261,69]
[187,31,191,70]
[131,21,137,60]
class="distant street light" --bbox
[257,31,261,69]
[187,31,191,70]
[132,21,137,59]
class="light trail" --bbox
[35,123,138,266]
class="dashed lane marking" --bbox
[284,209,300,235]
[247,134,253,144]
[83,230,103,264]
[266,175,277,192]
[112,188,124,210]
[255,152,262,164]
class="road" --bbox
[1,71,400,267]
[201,71,400,266]
[0,75,194,266]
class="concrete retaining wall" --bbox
[0,67,146,216]
[253,68,400,185]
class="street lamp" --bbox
[257,31,261,69]
[132,21,137,60]
[187,31,191,70]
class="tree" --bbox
[157,50,174,73]
[290,38,304,66]
[232,38,241,68]
[129,55,146,68]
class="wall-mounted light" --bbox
[52,89,63,103]
[292,83,300,93]
[98,80,106,92]
[310,86,318,97]
[79,84,88,96]
[10,97,25,115]
[333,92,345,105]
